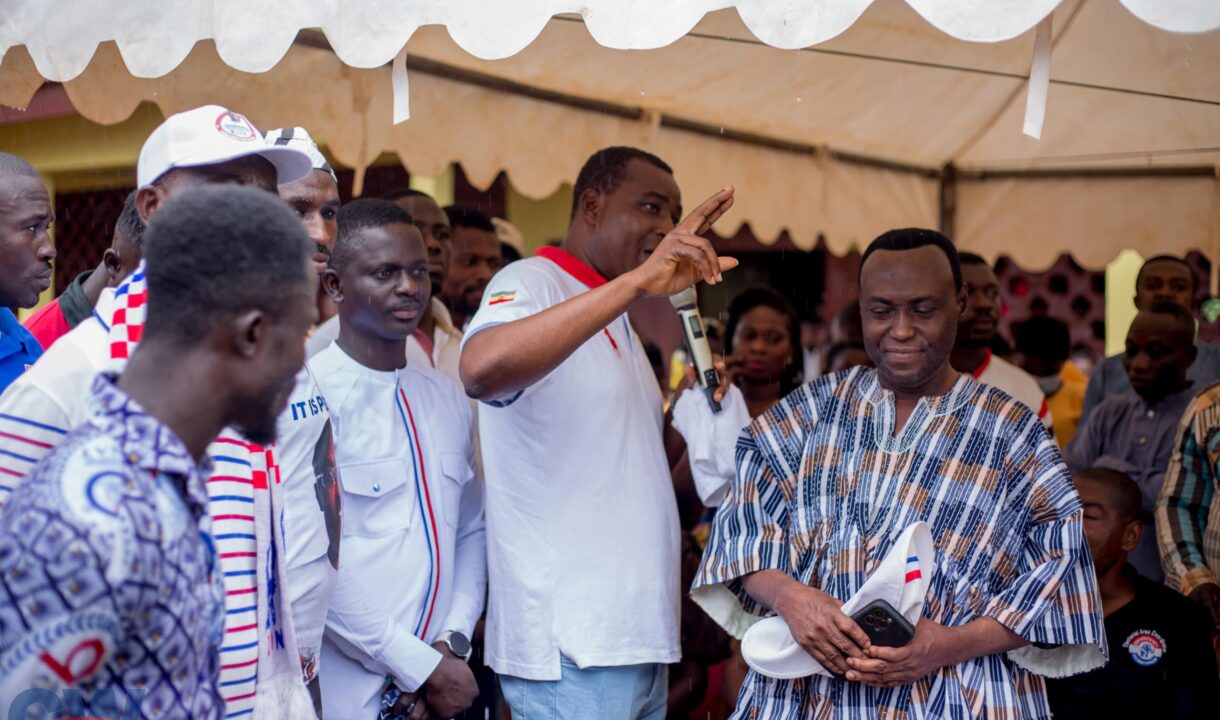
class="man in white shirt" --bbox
[0,106,318,718]
[306,190,462,382]
[260,126,345,696]
[460,146,736,719]
[951,251,1052,429]
[311,198,485,719]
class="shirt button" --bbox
[1138,437,1148,445]
[373,483,381,492]
[1147,410,1155,419]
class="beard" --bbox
[234,414,278,447]
[232,379,292,446]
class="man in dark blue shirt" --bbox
[0,152,55,392]
[1047,468,1217,719]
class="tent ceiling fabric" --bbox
[1,0,1218,269]
[3,0,1218,80]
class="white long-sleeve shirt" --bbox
[309,343,486,719]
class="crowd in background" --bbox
[0,104,1216,720]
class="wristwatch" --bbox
[438,630,472,661]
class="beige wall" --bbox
[506,182,571,254]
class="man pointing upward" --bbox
[460,147,733,719]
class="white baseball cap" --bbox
[137,105,313,187]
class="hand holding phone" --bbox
[851,599,915,648]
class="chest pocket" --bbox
[338,458,413,538]
[438,451,472,531]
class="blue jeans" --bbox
[499,656,668,720]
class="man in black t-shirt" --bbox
[1047,468,1217,718]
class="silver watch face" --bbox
[448,632,472,657]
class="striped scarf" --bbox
[107,260,314,718]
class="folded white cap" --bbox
[741,522,936,679]
[671,383,751,507]
[138,105,313,187]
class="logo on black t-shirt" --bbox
[1123,629,1166,667]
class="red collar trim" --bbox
[970,349,993,378]
[536,246,607,289]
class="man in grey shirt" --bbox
[1081,254,1220,424]
[1066,301,1200,581]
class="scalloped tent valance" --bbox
[1,0,1218,270]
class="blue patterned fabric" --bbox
[693,367,1106,719]
[0,374,223,718]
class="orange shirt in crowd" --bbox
[1049,361,1088,448]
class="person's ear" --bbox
[232,309,265,359]
[101,248,122,286]
[578,188,603,228]
[957,284,968,316]
[135,185,164,225]
[321,269,343,304]
[1121,519,1144,553]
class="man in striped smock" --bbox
[693,228,1106,719]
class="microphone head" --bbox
[669,286,698,310]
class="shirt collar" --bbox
[1137,382,1198,413]
[857,366,976,417]
[88,373,211,509]
[536,245,608,289]
[0,307,36,357]
[969,348,993,378]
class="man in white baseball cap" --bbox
[134,104,312,222]
[0,105,317,719]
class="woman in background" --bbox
[722,287,804,417]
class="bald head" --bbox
[0,153,40,181]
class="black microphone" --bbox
[670,287,722,413]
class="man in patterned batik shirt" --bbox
[694,228,1106,719]
[0,187,317,717]
[1157,380,1220,636]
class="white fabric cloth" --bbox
[5,3,1220,271]
[973,351,1053,430]
[310,343,486,718]
[6,1,1217,82]
[740,522,936,679]
[671,383,750,507]
[463,255,681,681]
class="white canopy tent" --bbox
[1,0,1218,270]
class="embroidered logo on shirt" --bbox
[1123,629,1166,667]
[904,555,922,583]
[488,291,516,306]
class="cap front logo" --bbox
[215,111,258,141]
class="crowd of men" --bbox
[0,103,1215,720]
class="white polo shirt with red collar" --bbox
[462,246,680,681]
[971,349,1053,430]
